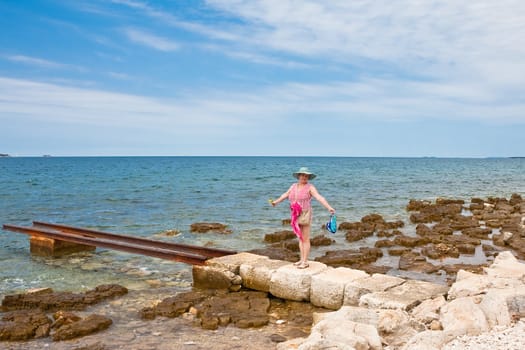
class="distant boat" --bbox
[0,153,10,157]
[42,155,52,157]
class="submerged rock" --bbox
[190,222,232,234]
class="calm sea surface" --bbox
[1,157,524,296]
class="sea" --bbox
[1,156,524,297]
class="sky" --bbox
[0,0,524,157]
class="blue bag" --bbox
[325,214,337,234]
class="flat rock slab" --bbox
[269,262,328,301]
[239,259,290,292]
[206,252,267,274]
[310,267,369,310]
[344,274,406,306]
[359,280,449,311]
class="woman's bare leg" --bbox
[299,224,311,264]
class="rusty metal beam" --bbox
[2,224,208,266]
[32,221,236,258]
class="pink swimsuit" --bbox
[289,183,312,241]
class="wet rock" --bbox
[436,198,465,206]
[51,311,82,329]
[440,264,485,276]
[274,239,299,252]
[264,230,296,243]
[421,243,460,260]
[376,229,401,238]
[190,222,232,234]
[407,199,432,211]
[375,239,396,248]
[270,333,287,343]
[409,203,462,223]
[52,314,112,341]
[140,290,211,319]
[432,220,454,235]
[388,247,412,256]
[143,289,272,330]
[482,244,502,257]
[338,221,363,231]
[398,252,441,274]
[315,247,383,268]
[310,234,334,247]
[416,224,432,236]
[1,284,128,312]
[248,247,299,262]
[449,215,479,230]
[462,227,492,239]
[509,193,523,206]
[361,213,386,225]
[345,229,373,242]
[393,234,429,248]
[192,265,241,290]
[0,309,51,341]
[456,243,476,255]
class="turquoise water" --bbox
[1,157,524,295]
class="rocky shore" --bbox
[1,194,524,349]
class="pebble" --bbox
[443,320,525,350]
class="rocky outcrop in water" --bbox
[190,222,232,234]
[0,285,126,342]
[1,284,128,312]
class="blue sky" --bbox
[0,0,524,157]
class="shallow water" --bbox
[1,156,524,295]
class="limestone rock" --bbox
[402,330,451,350]
[239,258,289,292]
[440,297,489,337]
[483,251,525,279]
[343,273,405,306]
[411,295,446,324]
[310,267,369,310]
[359,280,448,311]
[269,262,328,301]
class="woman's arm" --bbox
[271,185,293,206]
[310,185,335,213]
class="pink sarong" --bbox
[290,202,304,241]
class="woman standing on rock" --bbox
[271,167,335,269]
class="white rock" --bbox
[343,273,404,306]
[479,285,525,327]
[483,251,525,279]
[401,330,451,350]
[313,306,380,327]
[310,267,369,309]
[206,252,268,274]
[311,319,382,350]
[269,261,328,301]
[360,280,448,311]
[411,295,446,324]
[440,297,489,337]
[276,337,306,350]
[448,273,524,300]
[378,309,410,334]
[239,258,288,292]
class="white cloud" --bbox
[4,55,86,72]
[122,28,180,51]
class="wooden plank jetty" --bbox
[2,221,236,266]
